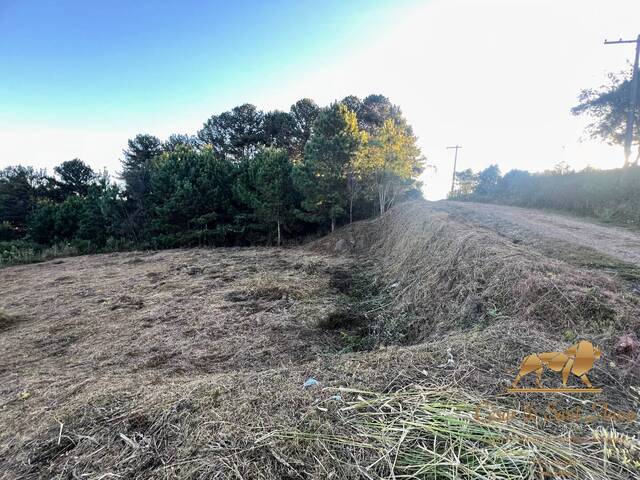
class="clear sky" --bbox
[1,0,639,199]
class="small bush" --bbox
[0,240,39,266]
[0,236,135,268]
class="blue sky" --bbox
[2,0,640,199]
[0,0,409,124]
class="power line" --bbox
[604,35,640,166]
[446,145,462,194]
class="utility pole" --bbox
[447,145,462,194]
[605,35,640,166]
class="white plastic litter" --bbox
[303,378,319,389]
[437,347,455,368]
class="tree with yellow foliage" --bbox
[356,119,423,215]
[298,103,365,231]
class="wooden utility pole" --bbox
[447,145,462,194]
[605,35,640,166]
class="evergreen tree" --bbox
[163,133,199,152]
[0,166,51,232]
[77,172,124,246]
[298,103,363,231]
[475,165,501,197]
[262,111,297,157]
[197,104,265,161]
[235,148,295,246]
[27,202,58,244]
[148,146,236,246]
[53,159,96,198]
[451,169,478,197]
[121,134,163,233]
[289,98,321,162]
[29,196,85,244]
[359,94,406,134]
[340,95,364,118]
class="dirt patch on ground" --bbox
[436,200,640,267]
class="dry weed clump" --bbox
[593,426,640,471]
[241,273,311,301]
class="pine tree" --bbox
[235,148,295,246]
[298,103,363,232]
[120,134,163,235]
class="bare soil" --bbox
[436,200,640,266]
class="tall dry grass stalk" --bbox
[266,385,639,479]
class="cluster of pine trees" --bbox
[0,95,424,262]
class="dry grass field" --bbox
[2,201,640,479]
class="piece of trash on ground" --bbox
[303,378,319,389]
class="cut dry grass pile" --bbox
[310,200,640,413]
[266,384,640,480]
[6,367,640,479]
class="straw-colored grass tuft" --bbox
[267,385,640,480]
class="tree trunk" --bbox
[349,197,353,224]
[331,216,335,232]
[277,219,281,247]
[387,185,398,212]
[377,169,388,216]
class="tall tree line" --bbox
[0,95,424,257]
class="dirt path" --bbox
[432,201,640,266]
